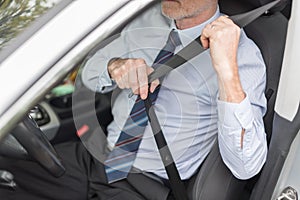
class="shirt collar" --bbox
[169,6,221,47]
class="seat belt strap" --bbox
[143,1,281,200]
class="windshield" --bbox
[0,0,61,51]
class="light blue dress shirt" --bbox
[82,4,268,180]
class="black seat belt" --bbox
[143,1,281,200]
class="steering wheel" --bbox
[9,114,65,177]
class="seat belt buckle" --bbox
[0,170,17,190]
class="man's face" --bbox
[161,0,215,20]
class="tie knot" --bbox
[152,29,181,67]
[165,29,181,53]
[169,29,181,46]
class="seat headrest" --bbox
[219,0,290,15]
[245,0,289,13]
[251,0,275,6]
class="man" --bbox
[82,0,267,181]
[0,0,267,199]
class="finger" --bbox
[116,77,125,89]
[210,21,227,29]
[201,24,212,48]
[110,66,125,89]
[215,15,234,25]
[200,34,209,48]
[108,63,120,81]
[210,21,222,26]
[137,63,148,100]
[128,65,138,94]
[121,63,130,89]
[113,60,130,89]
[210,19,240,38]
[147,67,160,93]
[150,79,160,93]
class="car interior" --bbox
[0,0,298,199]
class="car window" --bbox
[0,0,62,51]
[0,0,154,143]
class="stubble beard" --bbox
[161,1,212,21]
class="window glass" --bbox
[0,0,61,50]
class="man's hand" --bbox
[107,58,159,99]
[201,16,245,103]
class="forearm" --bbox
[217,97,267,180]
[81,34,128,93]
[82,54,116,93]
[217,62,246,103]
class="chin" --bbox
[161,1,181,20]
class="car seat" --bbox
[191,0,290,199]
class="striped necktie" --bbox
[105,29,181,183]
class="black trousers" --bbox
[0,142,195,200]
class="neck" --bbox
[175,6,217,30]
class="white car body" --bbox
[0,0,299,199]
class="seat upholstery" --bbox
[192,0,289,199]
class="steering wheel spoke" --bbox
[11,114,65,177]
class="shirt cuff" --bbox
[217,95,254,130]
[96,67,114,92]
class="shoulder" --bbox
[123,3,171,31]
[237,30,265,68]
[120,3,172,50]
